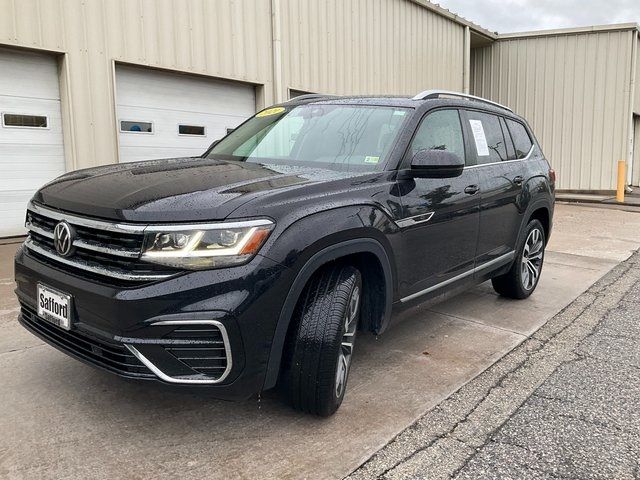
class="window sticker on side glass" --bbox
[469,119,490,156]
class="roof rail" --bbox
[285,94,341,103]
[412,90,512,112]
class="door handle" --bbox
[464,184,479,195]
[513,176,524,186]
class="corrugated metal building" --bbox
[471,24,640,192]
[0,0,639,236]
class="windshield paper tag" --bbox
[256,107,286,118]
[364,156,380,164]
[469,119,490,156]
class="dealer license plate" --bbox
[37,283,72,330]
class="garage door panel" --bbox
[0,49,65,237]
[116,65,255,163]
[0,190,32,237]
[116,66,255,115]
[117,107,247,150]
[118,146,207,163]
[0,144,65,157]
[0,48,60,100]
[2,158,66,184]
[0,98,63,144]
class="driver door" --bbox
[394,109,480,301]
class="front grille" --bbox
[29,210,143,251]
[24,203,180,284]
[19,304,153,378]
[163,325,229,378]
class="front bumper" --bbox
[15,244,291,401]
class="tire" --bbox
[281,264,362,416]
[492,219,545,299]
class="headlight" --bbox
[141,219,274,270]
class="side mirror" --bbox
[410,149,464,178]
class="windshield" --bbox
[206,104,410,172]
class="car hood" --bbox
[33,157,366,222]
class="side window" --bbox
[500,117,516,160]
[465,111,507,164]
[410,110,465,162]
[506,119,533,159]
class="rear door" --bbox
[395,109,480,301]
[461,109,526,266]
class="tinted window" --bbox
[506,119,533,159]
[410,110,465,162]
[178,125,206,136]
[3,114,47,128]
[120,121,153,133]
[465,111,507,164]
[500,117,516,160]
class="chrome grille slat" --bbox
[28,201,147,234]
[25,220,140,258]
[24,238,172,281]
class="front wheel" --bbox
[492,219,545,299]
[281,264,361,416]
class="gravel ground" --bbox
[347,250,640,480]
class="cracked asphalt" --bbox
[348,249,640,480]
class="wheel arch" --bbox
[528,205,551,242]
[262,238,393,391]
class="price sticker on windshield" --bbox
[256,107,286,118]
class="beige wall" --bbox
[0,0,470,172]
[471,28,637,191]
[633,116,640,186]
[635,33,640,115]
[277,0,466,100]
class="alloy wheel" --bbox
[521,228,544,290]
[335,285,360,398]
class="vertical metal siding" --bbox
[471,30,635,191]
[0,0,274,168]
[635,34,640,115]
[278,0,465,100]
[633,117,640,186]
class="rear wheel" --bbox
[492,219,545,299]
[281,264,361,416]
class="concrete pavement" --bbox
[349,249,640,480]
[1,204,639,479]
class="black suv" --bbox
[15,91,554,416]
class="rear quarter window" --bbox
[506,119,533,159]
[464,111,508,164]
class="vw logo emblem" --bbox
[53,221,74,257]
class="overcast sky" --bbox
[435,0,640,33]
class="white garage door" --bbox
[0,48,65,237]
[116,65,256,163]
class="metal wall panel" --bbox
[471,30,635,191]
[0,0,274,169]
[635,34,640,115]
[633,116,640,186]
[278,0,466,100]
